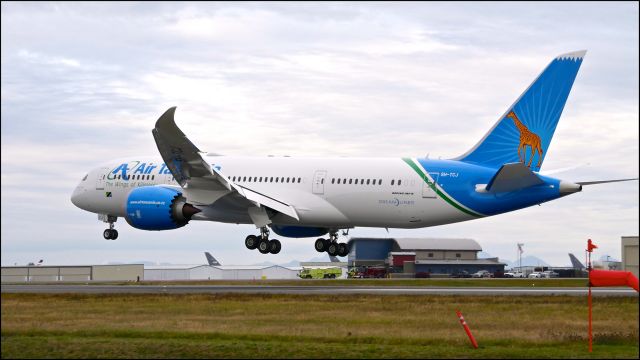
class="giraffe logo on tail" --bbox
[506,110,543,168]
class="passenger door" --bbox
[312,170,327,195]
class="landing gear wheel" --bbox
[103,229,112,240]
[315,238,328,252]
[269,239,281,254]
[245,235,259,250]
[258,238,271,254]
[327,242,339,256]
[338,243,348,257]
[110,229,118,240]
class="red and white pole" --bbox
[456,310,479,349]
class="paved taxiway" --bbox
[2,284,636,296]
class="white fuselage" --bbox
[71,155,472,230]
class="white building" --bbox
[143,264,301,280]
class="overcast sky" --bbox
[1,2,638,267]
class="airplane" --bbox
[204,252,221,266]
[71,50,638,257]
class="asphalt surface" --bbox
[2,284,637,296]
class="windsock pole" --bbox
[587,239,595,353]
[456,310,478,349]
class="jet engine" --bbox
[125,186,200,230]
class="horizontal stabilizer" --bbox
[577,178,638,185]
[485,162,544,193]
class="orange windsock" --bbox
[589,269,639,292]
[587,239,598,253]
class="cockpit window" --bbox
[82,174,88,181]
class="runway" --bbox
[2,284,636,296]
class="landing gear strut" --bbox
[100,214,118,240]
[245,226,281,255]
[314,230,349,257]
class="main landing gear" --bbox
[245,226,281,254]
[101,214,118,240]
[314,231,349,257]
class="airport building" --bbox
[622,236,639,278]
[143,264,301,280]
[347,237,506,276]
[1,264,143,282]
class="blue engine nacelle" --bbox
[125,186,200,230]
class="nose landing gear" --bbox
[100,214,118,240]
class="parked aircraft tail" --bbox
[456,51,586,172]
[205,252,221,266]
[569,253,585,270]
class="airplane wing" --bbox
[485,162,544,193]
[152,107,299,221]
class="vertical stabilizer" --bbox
[456,51,586,171]
[205,252,221,266]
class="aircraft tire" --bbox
[327,242,339,257]
[258,238,271,254]
[314,238,327,252]
[245,235,259,250]
[111,229,118,240]
[338,243,348,257]
[269,239,281,254]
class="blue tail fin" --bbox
[456,51,586,172]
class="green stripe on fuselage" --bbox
[402,158,483,218]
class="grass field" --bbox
[1,293,637,358]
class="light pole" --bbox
[517,243,524,274]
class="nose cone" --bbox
[71,185,86,209]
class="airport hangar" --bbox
[347,237,506,276]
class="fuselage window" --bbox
[332,178,335,184]
[275,177,279,183]
[152,175,155,180]
[391,179,395,185]
[82,174,88,181]
[349,179,352,184]
[298,177,301,183]
[398,179,402,186]
[286,177,290,183]
[321,178,324,184]
[366,179,370,185]
[337,178,341,184]
[259,177,263,182]
[378,179,382,185]
[270,177,273,182]
[360,179,364,184]
[280,177,284,183]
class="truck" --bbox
[298,267,342,279]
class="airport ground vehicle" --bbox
[363,267,387,278]
[542,270,559,278]
[451,271,471,278]
[298,267,342,279]
[471,270,493,278]
[528,272,542,278]
[504,272,525,278]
